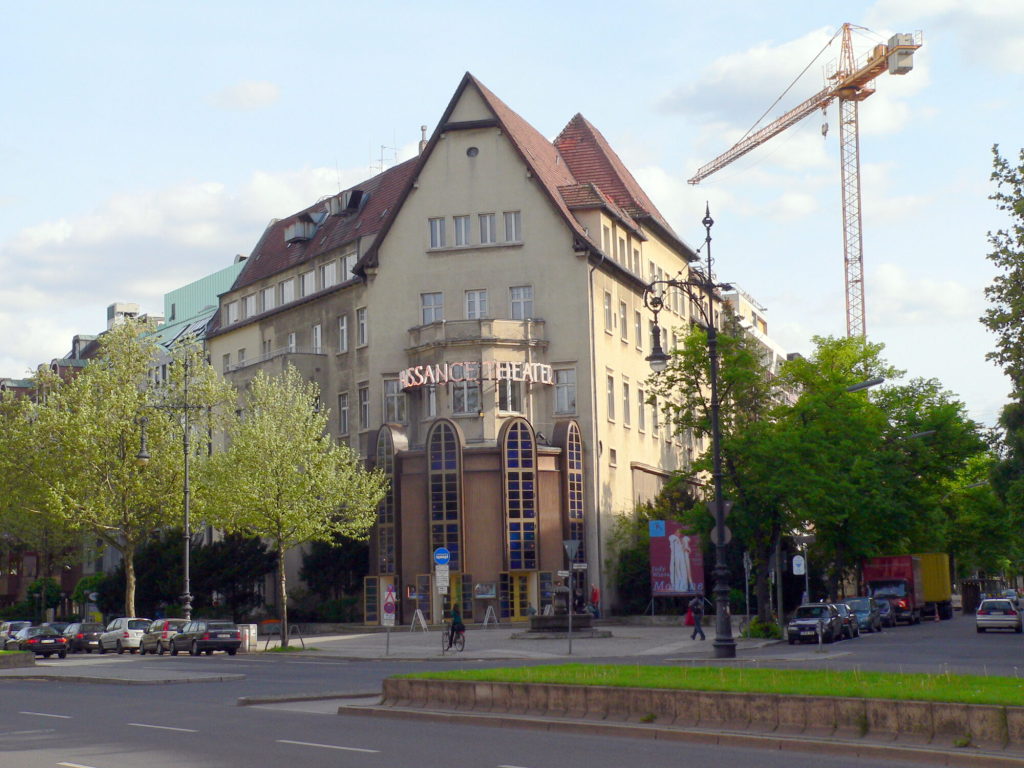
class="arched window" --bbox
[564,421,585,565]
[503,419,537,570]
[427,420,462,570]
[375,428,396,575]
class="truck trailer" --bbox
[862,553,953,624]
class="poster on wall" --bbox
[649,519,705,596]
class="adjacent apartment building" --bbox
[206,73,718,624]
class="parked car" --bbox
[41,621,70,635]
[1002,589,1021,608]
[169,620,241,656]
[1,620,32,642]
[98,617,151,654]
[787,603,843,644]
[976,598,1022,633]
[140,619,187,655]
[7,626,68,658]
[63,622,105,653]
[835,602,861,639]
[874,597,897,628]
[846,596,883,633]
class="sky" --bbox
[2,1,1020,426]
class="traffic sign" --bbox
[792,555,806,576]
[709,500,733,519]
[435,564,450,589]
[562,539,580,561]
[556,570,570,578]
[382,584,396,627]
[433,547,451,566]
[571,562,588,571]
[712,522,732,545]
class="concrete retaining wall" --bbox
[381,678,1022,751]
[0,652,34,669]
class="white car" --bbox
[98,617,151,654]
[976,599,1022,633]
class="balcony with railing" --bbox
[406,318,547,354]
[224,345,328,378]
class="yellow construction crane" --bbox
[688,23,922,338]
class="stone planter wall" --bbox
[0,652,35,669]
[381,678,1023,751]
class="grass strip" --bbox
[398,664,1024,707]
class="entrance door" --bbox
[509,572,532,620]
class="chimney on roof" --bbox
[419,125,428,154]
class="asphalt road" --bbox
[0,612,1011,768]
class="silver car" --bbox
[976,599,1022,633]
[98,617,152,653]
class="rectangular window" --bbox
[634,311,643,349]
[421,292,444,324]
[429,217,446,248]
[383,379,406,423]
[479,213,496,244]
[510,285,533,320]
[299,270,315,297]
[319,261,337,289]
[638,388,646,431]
[619,301,628,340]
[651,395,659,433]
[424,386,437,418]
[337,315,348,353]
[617,236,626,264]
[632,248,641,274]
[225,301,239,325]
[243,294,257,319]
[554,368,576,414]
[358,385,370,429]
[622,379,631,426]
[222,353,231,372]
[237,348,246,365]
[311,323,322,354]
[280,278,295,304]
[503,211,521,242]
[357,308,368,346]
[606,375,615,421]
[603,292,612,332]
[453,215,471,246]
[262,338,272,358]
[261,286,276,313]
[341,251,357,279]
[337,392,349,435]
[453,381,481,414]
[498,380,522,413]
[602,225,611,253]
[465,289,488,319]
[287,332,296,353]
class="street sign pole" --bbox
[562,540,581,657]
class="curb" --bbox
[0,673,246,685]
[238,691,380,706]
[339,704,1024,767]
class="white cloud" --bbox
[869,262,978,326]
[207,80,281,111]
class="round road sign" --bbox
[433,547,451,566]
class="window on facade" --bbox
[243,294,257,319]
[356,308,368,346]
[554,368,577,414]
[424,386,437,418]
[421,292,444,325]
[261,286,276,313]
[262,338,272,358]
[311,323,322,354]
[222,353,231,372]
[453,215,470,246]
[383,379,406,423]
[638,387,646,431]
[226,301,239,325]
[498,380,523,413]
[503,420,537,570]
[565,422,586,564]
[287,332,296,353]
[338,315,348,353]
[465,289,488,319]
[429,217,446,248]
[619,301,628,340]
[337,392,350,434]
[428,422,461,570]
[651,395,659,433]
[300,271,315,297]
[341,251,357,279]
[479,213,496,244]
[609,448,618,466]
[602,225,611,253]
[603,292,612,332]
[617,236,626,264]
[452,381,481,414]
[358,384,370,429]
[632,248,641,275]
[375,429,396,575]
[237,348,246,365]
[281,278,295,304]
[503,211,521,242]
[606,375,615,421]
[622,379,631,426]
[510,285,533,320]
[319,261,337,289]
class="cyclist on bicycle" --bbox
[446,606,465,650]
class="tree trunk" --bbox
[278,544,288,649]
[755,555,772,623]
[124,550,136,617]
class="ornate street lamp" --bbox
[644,204,736,659]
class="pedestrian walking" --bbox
[688,594,706,640]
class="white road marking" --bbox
[0,729,54,736]
[18,711,70,719]
[127,722,198,733]
[498,765,534,768]
[58,763,99,768]
[277,739,379,753]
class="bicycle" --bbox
[442,622,465,653]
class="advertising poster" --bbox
[649,519,704,596]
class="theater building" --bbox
[206,73,712,623]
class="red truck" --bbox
[862,554,953,624]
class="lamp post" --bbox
[644,204,736,659]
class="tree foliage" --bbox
[200,365,387,645]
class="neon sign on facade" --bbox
[399,360,554,390]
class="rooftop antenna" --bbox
[372,141,397,175]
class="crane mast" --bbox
[688,23,922,338]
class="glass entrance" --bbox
[508,572,533,620]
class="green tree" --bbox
[300,537,369,602]
[192,534,276,621]
[201,365,387,646]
